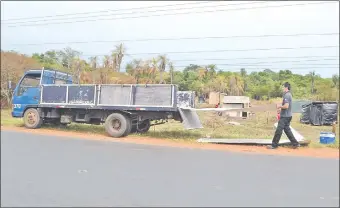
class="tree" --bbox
[207,64,217,78]
[168,62,174,84]
[57,47,81,70]
[103,55,110,68]
[111,43,125,72]
[111,51,117,72]
[89,56,98,70]
[1,51,41,107]
[183,64,200,72]
[158,55,168,84]
[197,66,207,81]
[150,57,158,83]
[228,74,244,96]
[240,68,247,92]
[308,70,316,94]
[71,57,86,84]
[3,48,339,107]
[332,74,339,89]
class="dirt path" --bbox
[1,126,339,159]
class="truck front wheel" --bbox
[23,108,43,129]
[104,113,131,138]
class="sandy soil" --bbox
[1,126,339,159]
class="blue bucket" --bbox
[319,132,336,144]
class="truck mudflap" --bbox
[178,108,203,129]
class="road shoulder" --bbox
[1,126,339,159]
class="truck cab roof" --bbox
[25,69,71,77]
[24,68,73,83]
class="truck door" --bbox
[12,73,41,117]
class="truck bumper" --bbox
[12,111,23,118]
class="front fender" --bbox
[11,105,39,118]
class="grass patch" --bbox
[1,108,338,148]
[1,109,24,127]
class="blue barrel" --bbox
[319,132,336,144]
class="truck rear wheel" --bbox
[23,108,43,129]
[104,113,131,138]
[123,119,132,136]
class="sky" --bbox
[1,1,339,77]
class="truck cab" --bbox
[11,69,72,118]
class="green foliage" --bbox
[3,47,340,102]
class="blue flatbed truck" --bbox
[11,68,202,137]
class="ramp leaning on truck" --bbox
[11,68,205,138]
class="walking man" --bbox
[267,82,300,149]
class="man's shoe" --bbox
[267,145,278,149]
[291,144,301,149]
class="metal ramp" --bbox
[179,108,203,130]
[178,107,243,130]
[197,138,310,145]
[197,123,310,145]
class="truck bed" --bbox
[39,84,203,129]
[39,84,178,111]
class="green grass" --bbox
[1,109,339,148]
[1,110,24,126]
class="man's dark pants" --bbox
[272,116,299,147]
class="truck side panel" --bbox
[68,85,96,105]
[99,85,174,107]
[41,86,67,104]
[134,85,173,106]
[40,84,177,109]
[99,85,131,106]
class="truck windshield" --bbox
[20,74,41,87]
[16,74,41,96]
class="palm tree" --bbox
[71,56,85,84]
[111,43,125,72]
[128,59,143,83]
[168,62,174,84]
[149,57,158,83]
[158,55,168,84]
[103,55,110,68]
[111,52,117,72]
[240,68,247,92]
[207,64,217,78]
[228,74,244,96]
[309,70,316,94]
[197,67,207,80]
[89,56,97,70]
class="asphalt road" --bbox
[1,130,339,207]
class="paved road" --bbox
[1,130,339,207]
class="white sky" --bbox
[1,1,339,77]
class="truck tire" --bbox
[136,119,151,133]
[104,113,131,138]
[23,108,43,129]
[123,118,132,136]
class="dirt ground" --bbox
[2,126,339,159]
